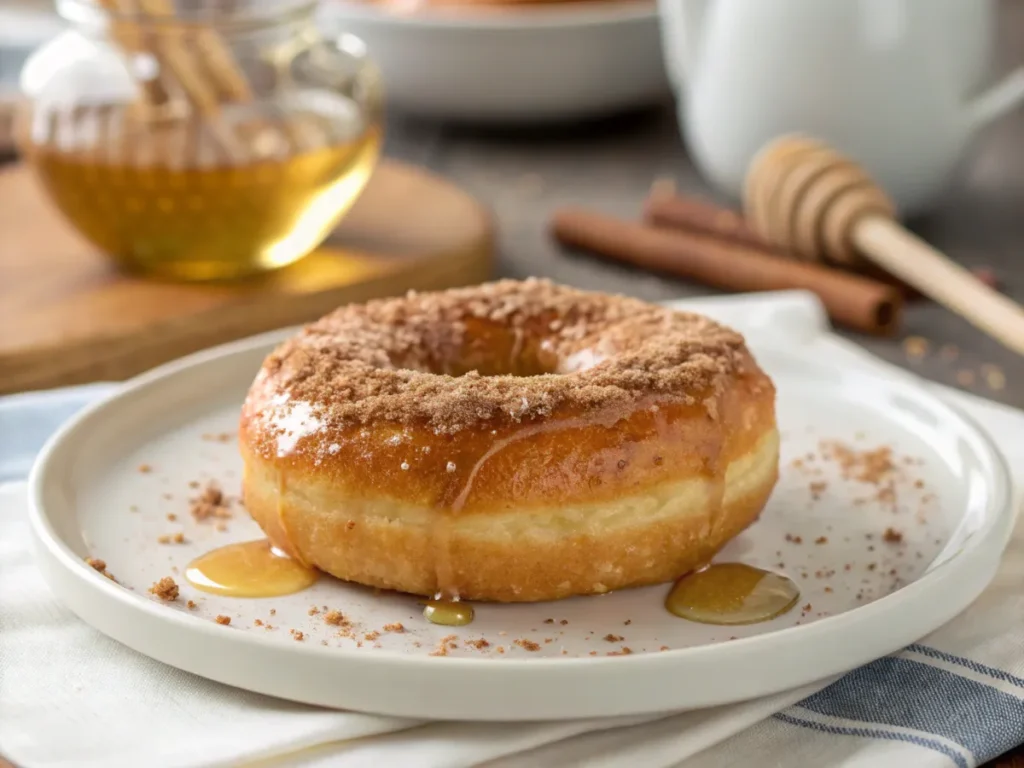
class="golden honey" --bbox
[422,599,476,626]
[666,563,799,625]
[185,539,318,598]
[23,105,381,281]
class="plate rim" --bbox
[26,328,1016,718]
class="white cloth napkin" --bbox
[2,291,1023,768]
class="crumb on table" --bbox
[215,615,231,625]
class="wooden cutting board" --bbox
[0,160,494,394]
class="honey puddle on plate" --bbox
[185,540,318,598]
[184,542,793,630]
[666,563,800,625]
[422,599,475,626]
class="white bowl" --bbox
[322,0,670,122]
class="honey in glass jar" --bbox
[18,0,384,281]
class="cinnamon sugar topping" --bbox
[245,280,748,445]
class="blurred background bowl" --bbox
[322,0,669,123]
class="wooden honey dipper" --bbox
[744,135,1024,355]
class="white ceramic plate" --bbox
[322,0,669,121]
[29,330,1013,721]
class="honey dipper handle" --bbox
[854,216,1024,356]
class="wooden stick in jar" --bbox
[133,0,250,164]
[142,0,253,103]
[550,207,903,336]
[96,0,171,109]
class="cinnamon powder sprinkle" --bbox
[186,600,197,610]
[364,631,381,641]
[308,606,320,616]
[543,618,554,624]
[215,615,231,625]
[157,533,186,545]
[465,638,490,650]
[292,631,304,641]
[254,619,264,626]
[383,623,405,633]
[815,536,828,545]
[85,557,118,582]
[514,639,541,652]
[323,611,346,626]
[820,442,895,484]
[608,647,633,656]
[785,534,803,544]
[246,279,750,443]
[148,577,178,601]
[189,481,232,522]
[603,634,624,643]
[883,527,904,544]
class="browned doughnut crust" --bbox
[239,279,778,602]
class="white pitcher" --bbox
[659,0,1024,215]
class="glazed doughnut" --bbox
[239,279,778,603]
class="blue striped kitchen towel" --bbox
[1,292,1022,768]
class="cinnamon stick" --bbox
[644,184,771,252]
[551,207,903,335]
[644,185,931,301]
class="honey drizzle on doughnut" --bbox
[434,404,637,604]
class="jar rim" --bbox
[56,0,319,30]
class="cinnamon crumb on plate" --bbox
[883,527,903,544]
[190,481,232,522]
[149,577,178,601]
[215,615,231,625]
[383,623,405,633]
[514,639,541,652]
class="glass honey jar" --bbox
[17,0,384,281]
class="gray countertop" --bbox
[383,0,1024,410]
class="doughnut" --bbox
[239,279,778,603]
